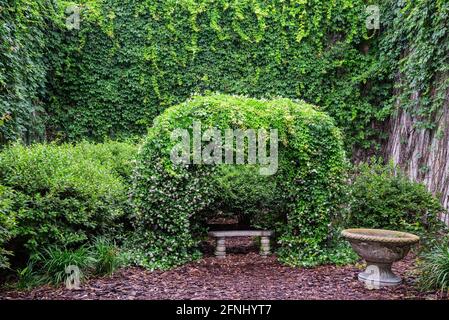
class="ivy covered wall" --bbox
[45,0,391,151]
[0,0,63,145]
[1,0,448,209]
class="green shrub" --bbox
[15,264,47,290]
[417,239,449,295]
[67,139,139,184]
[0,141,137,265]
[0,185,16,269]
[131,94,349,269]
[347,159,447,243]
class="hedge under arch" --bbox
[131,94,349,269]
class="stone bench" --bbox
[208,230,273,258]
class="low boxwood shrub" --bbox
[0,140,137,268]
[131,94,351,269]
[347,159,447,245]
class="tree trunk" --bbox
[383,91,449,223]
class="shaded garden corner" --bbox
[1,0,449,301]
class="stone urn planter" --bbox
[341,228,419,287]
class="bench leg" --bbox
[260,237,270,257]
[215,237,226,258]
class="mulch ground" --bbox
[0,237,444,300]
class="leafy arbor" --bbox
[131,94,351,268]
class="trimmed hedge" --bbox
[0,141,137,266]
[131,94,351,269]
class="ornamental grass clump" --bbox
[418,240,449,295]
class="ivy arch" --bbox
[131,94,349,269]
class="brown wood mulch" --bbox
[0,237,444,300]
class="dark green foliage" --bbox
[31,245,96,286]
[131,94,351,269]
[417,239,449,295]
[0,141,137,266]
[0,185,16,269]
[17,238,121,287]
[46,0,391,151]
[379,0,449,128]
[0,0,64,144]
[212,165,283,229]
[347,159,447,243]
[1,0,447,155]
[2,0,447,154]
[91,237,121,276]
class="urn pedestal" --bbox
[341,228,419,288]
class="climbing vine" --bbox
[0,0,62,144]
[378,0,449,129]
[131,94,351,268]
[45,0,390,151]
[1,0,447,154]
